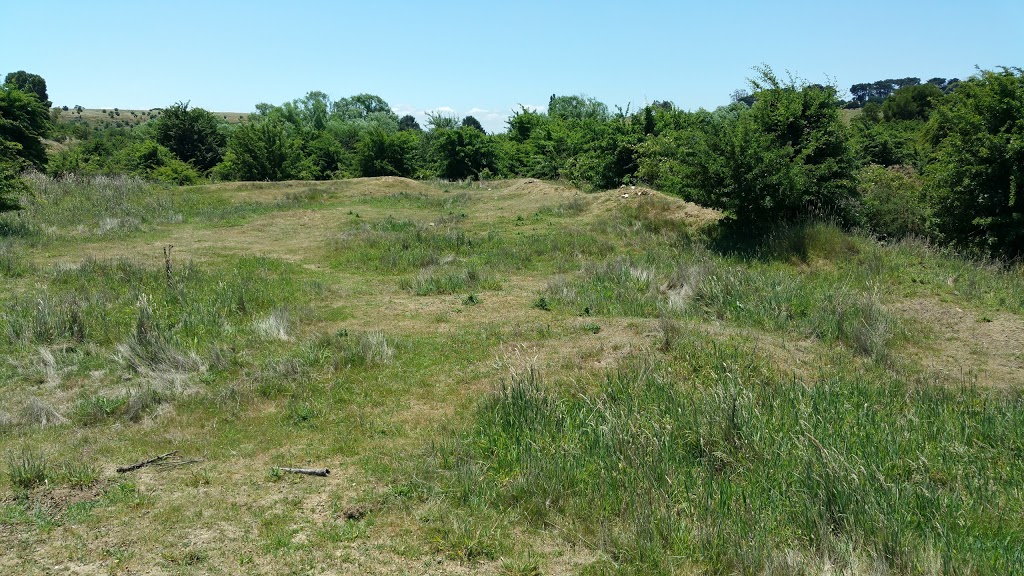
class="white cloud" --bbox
[391,103,418,116]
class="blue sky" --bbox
[4,0,1021,132]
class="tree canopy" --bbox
[925,67,1024,257]
[0,84,50,170]
[154,101,227,171]
[4,70,50,107]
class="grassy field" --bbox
[1,175,1022,575]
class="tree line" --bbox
[2,66,1023,259]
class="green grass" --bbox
[329,216,614,276]
[431,338,1024,574]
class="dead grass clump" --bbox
[660,260,712,311]
[254,308,292,341]
[38,347,60,386]
[20,396,68,428]
[360,331,395,366]
[123,387,169,422]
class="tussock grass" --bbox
[433,339,1024,574]
[20,397,68,428]
[881,237,1024,314]
[117,294,205,376]
[1,257,314,351]
[2,294,87,345]
[6,451,51,490]
[331,218,471,273]
[71,386,170,426]
[427,507,509,562]
[542,258,663,317]
[0,239,30,277]
[358,331,395,366]
[0,211,39,239]
[7,174,352,244]
[57,461,100,488]
[693,262,899,358]
[254,308,292,341]
[401,265,501,295]
[534,195,589,218]
[18,173,181,236]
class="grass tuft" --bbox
[6,451,51,490]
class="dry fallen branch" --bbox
[279,467,330,477]
[117,450,178,473]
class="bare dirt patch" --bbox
[894,298,1024,387]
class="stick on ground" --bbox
[116,451,178,473]
[279,467,330,477]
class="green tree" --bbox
[882,83,944,122]
[4,71,50,107]
[461,115,485,133]
[665,68,857,227]
[1,140,27,211]
[112,140,200,185]
[925,67,1024,257]
[154,101,227,171]
[357,128,418,177]
[294,91,331,132]
[220,117,300,181]
[298,132,347,180]
[424,115,495,180]
[548,94,609,122]
[497,107,557,179]
[398,115,422,132]
[858,164,927,239]
[0,85,50,170]
[332,94,395,122]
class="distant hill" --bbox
[52,107,249,125]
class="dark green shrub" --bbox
[925,67,1024,258]
[647,68,857,228]
[857,164,926,239]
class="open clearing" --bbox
[1,177,1022,575]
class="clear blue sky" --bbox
[4,0,1021,132]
